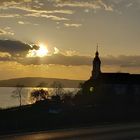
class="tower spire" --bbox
[96,43,98,52]
[95,43,99,56]
[92,44,101,79]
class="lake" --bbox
[0,87,79,109]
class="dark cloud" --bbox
[0,39,139,68]
[0,56,13,61]
[102,55,140,67]
[18,54,91,66]
[0,39,34,57]
[17,53,140,68]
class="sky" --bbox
[0,0,140,80]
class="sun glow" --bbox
[37,44,49,57]
[27,43,49,57]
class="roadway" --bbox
[1,122,140,140]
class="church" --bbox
[82,46,140,105]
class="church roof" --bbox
[84,73,140,85]
[98,73,140,84]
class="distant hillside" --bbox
[0,77,84,88]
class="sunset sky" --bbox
[0,0,140,80]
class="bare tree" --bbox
[12,84,24,107]
[51,81,64,96]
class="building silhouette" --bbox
[82,46,140,105]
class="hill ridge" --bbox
[0,77,84,88]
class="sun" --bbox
[27,43,49,57]
[37,43,49,57]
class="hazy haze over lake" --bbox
[0,87,78,108]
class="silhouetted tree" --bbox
[51,81,64,96]
[30,89,48,103]
[77,82,84,95]
[12,84,24,107]
[62,92,74,106]
[78,82,84,88]
[51,94,61,103]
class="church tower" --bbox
[91,45,101,79]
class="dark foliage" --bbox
[30,89,48,103]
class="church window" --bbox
[90,87,94,93]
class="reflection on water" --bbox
[0,87,78,108]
